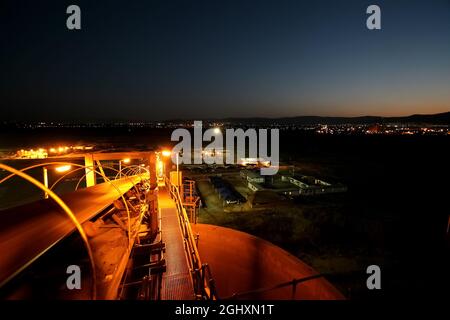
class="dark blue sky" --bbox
[1,0,449,121]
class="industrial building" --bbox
[241,170,347,197]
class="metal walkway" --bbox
[158,188,195,300]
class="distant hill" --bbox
[220,111,450,125]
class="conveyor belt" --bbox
[0,176,141,287]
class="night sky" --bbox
[1,0,450,121]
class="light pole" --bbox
[43,167,48,199]
[43,165,72,199]
[176,152,179,183]
[119,158,130,178]
[162,149,180,188]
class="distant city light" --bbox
[122,158,131,164]
[14,145,94,159]
[16,148,48,159]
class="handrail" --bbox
[164,177,218,300]
[222,274,326,300]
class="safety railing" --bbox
[165,177,218,300]
[223,274,326,300]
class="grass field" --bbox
[196,173,384,298]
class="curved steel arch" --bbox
[0,163,98,299]
[0,161,148,298]
[50,166,86,191]
[0,161,138,245]
[114,164,150,181]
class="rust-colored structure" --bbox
[192,224,344,300]
[0,152,344,300]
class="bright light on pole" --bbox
[119,158,131,178]
[162,150,171,157]
[161,149,180,188]
[43,165,72,198]
[55,165,72,173]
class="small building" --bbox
[282,175,347,196]
[240,170,265,184]
[247,181,263,192]
[243,171,347,198]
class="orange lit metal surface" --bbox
[192,224,344,300]
[0,176,141,289]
